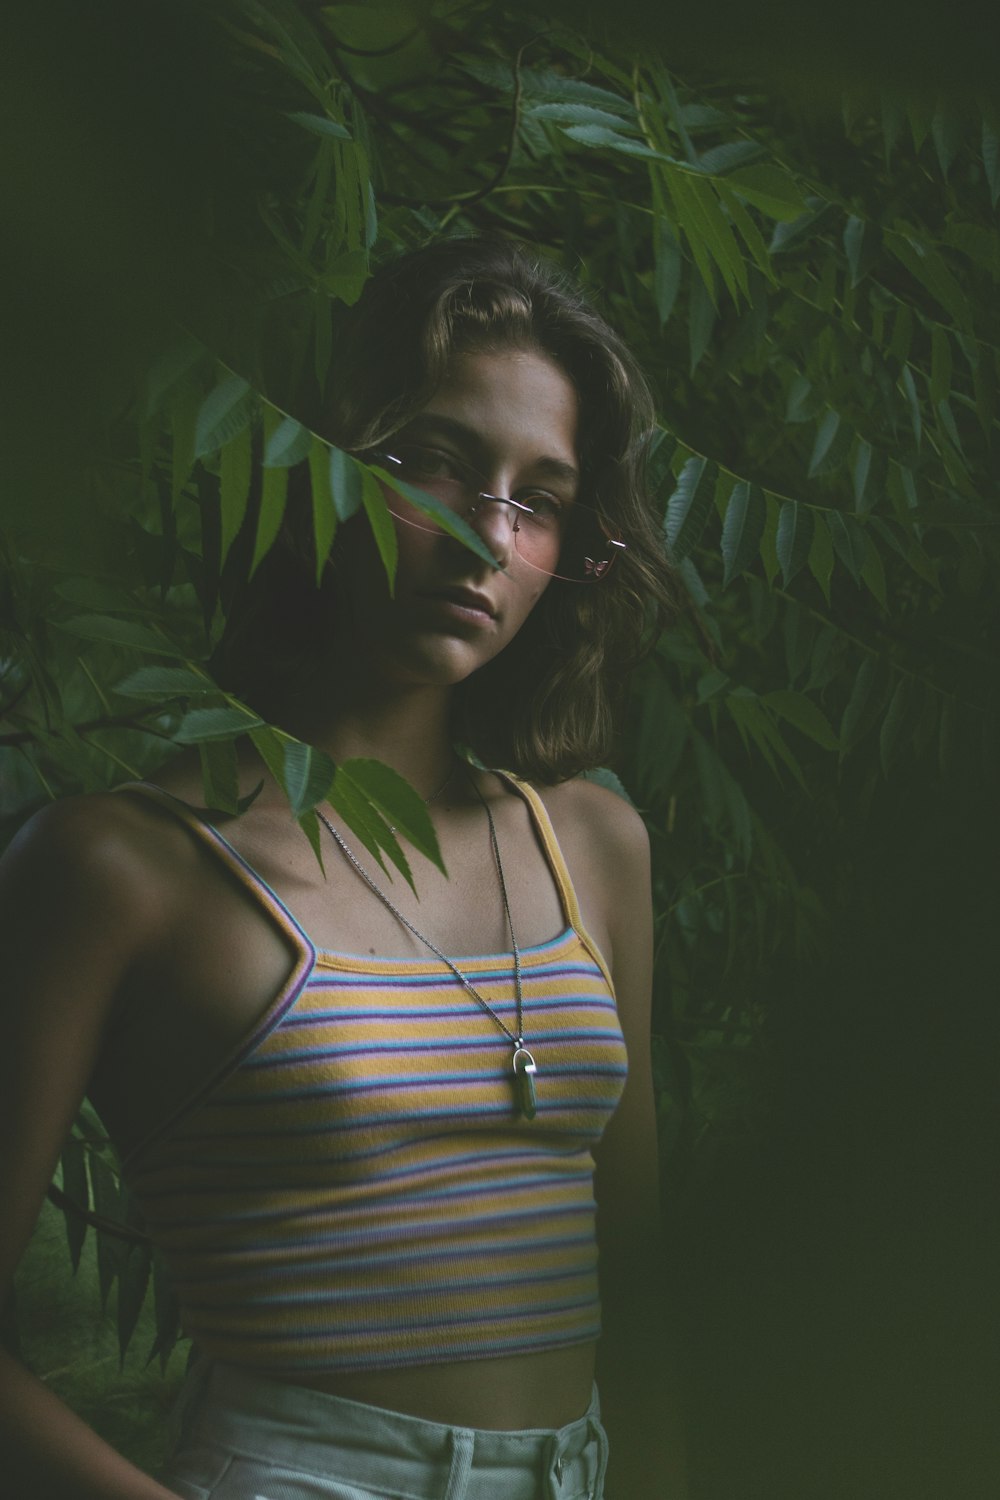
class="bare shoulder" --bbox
[530,776,651,981]
[536,775,650,874]
[1,785,198,951]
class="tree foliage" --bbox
[3,0,997,1476]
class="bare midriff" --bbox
[266,1343,597,1431]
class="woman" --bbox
[0,237,687,1498]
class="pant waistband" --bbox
[171,1358,607,1500]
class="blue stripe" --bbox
[186,1293,599,1342]
[243,1028,625,1069]
[279,993,617,1025]
[151,1197,593,1240]
[169,1093,618,1144]
[183,1261,596,1314]
[133,1136,585,1189]
[302,961,606,993]
[171,1231,596,1288]
[312,926,575,968]
[237,1326,600,1374]
[215,1061,627,1106]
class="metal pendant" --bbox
[512,1045,537,1121]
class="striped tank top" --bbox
[113,773,628,1375]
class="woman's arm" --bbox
[585,788,690,1499]
[0,797,181,1499]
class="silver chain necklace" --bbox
[315,769,538,1120]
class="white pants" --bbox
[160,1359,609,1500]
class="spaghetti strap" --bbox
[112,781,315,969]
[111,781,318,1169]
[493,770,615,994]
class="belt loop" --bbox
[442,1427,474,1500]
[587,1412,610,1498]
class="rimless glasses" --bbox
[371,443,627,584]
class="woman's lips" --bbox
[419,587,496,622]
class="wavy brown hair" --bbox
[214,236,683,782]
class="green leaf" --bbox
[764,689,840,750]
[888,305,913,366]
[941,221,1000,278]
[282,739,335,817]
[827,511,867,582]
[115,665,215,697]
[56,615,189,658]
[295,808,326,872]
[249,724,288,790]
[89,1154,124,1308]
[899,364,922,447]
[194,375,253,458]
[307,437,338,584]
[329,446,364,522]
[884,232,973,331]
[654,220,682,326]
[667,167,747,301]
[174,707,263,743]
[60,1137,89,1271]
[930,326,954,409]
[879,677,912,774]
[808,409,842,477]
[931,97,963,179]
[852,439,873,510]
[775,501,814,585]
[327,769,413,887]
[149,1248,181,1370]
[717,185,775,280]
[721,480,766,586]
[264,415,312,468]
[288,111,351,140]
[664,457,714,561]
[361,468,398,593]
[322,250,370,306]
[725,164,808,220]
[219,423,253,565]
[759,494,780,585]
[840,655,878,755]
[694,141,765,175]
[807,513,834,604]
[688,272,716,372]
[338,758,444,872]
[170,383,199,510]
[860,533,888,608]
[251,408,290,577]
[843,214,868,286]
[693,736,754,859]
[728,691,807,787]
[782,601,813,683]
[768,202,831,256]
[117,1243,152,1365]
[198,737,240,814]
[527,102,635,129]
[562,123,666,160]
[373,466,500,570]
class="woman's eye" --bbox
[396,445,460,482]
[519,491,565,522]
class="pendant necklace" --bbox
[315,767,537,1120]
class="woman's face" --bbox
[338,346,581,691]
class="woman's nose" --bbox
[465,493,518,566]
